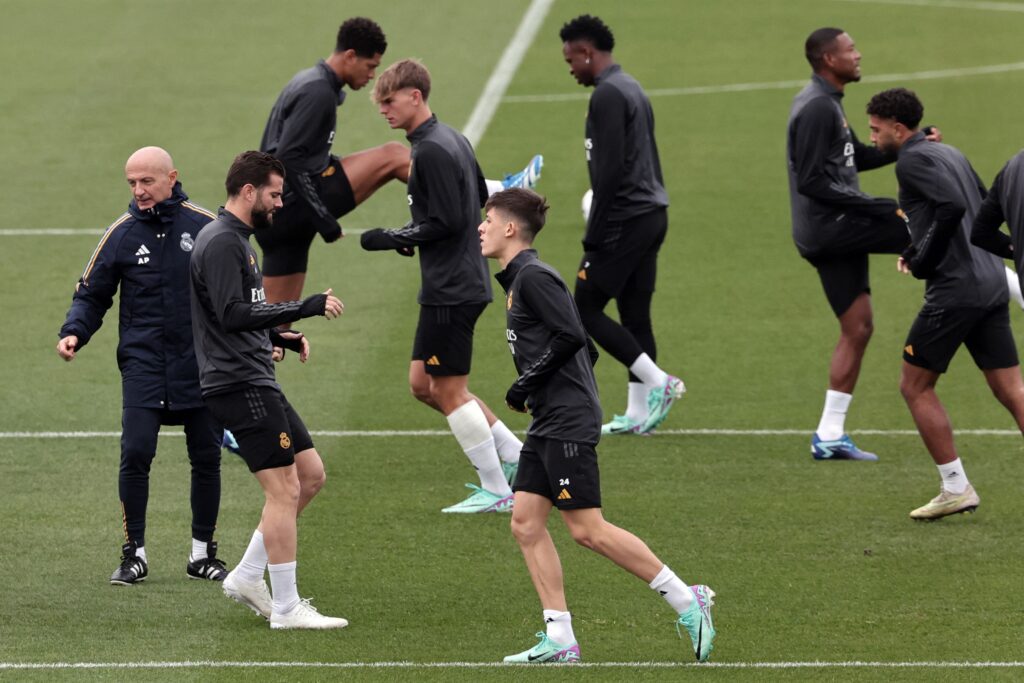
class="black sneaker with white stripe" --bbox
[186,541,228,581]
[110,542,148,586]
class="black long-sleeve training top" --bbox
[896,132,1006,310]
[360,115,492,306]
[496,249,602,444]
[260,60,344,242]
[189,208,327,396]
[584,64,669,251]
[786,74,898,257]
[972,149,1024,271]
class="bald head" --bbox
[125,146,178,210]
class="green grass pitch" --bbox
[3,0,1024,680]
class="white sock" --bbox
[490,420,522,464]
[485,179,504,196]
[625,381,649,423]
[629,353,668,387]
[135,545,147,563]
[543,609,576,644]
[1006,266,1024,310]
[235,529,268,583]
[268,561,299,615]
[649,565,694,614]
[938,458,970,495]
[190,538,208,562]
[816,390,852,440]
[447,401,512,496]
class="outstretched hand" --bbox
[323,288,344,319]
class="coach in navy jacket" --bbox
[57,147,228,586]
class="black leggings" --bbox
[575,280,656,382]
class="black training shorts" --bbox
[805,212,909,317]
[255,157,357,276]
[203,385,314,472]
[412,303,486,376]
[576,208,667,298]
[514,435,601,510]
[903,304,1018,374]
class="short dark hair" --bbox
[866,88,924,129]
[225,151,285,197]
[336,17,387,57]
[485,188,549,241]
[805,27,844,70]
[559,14,615,52]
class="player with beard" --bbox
[189,151,347,629]
[866,88,1024,520]
[787,28,944,462]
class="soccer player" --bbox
[866,88,1024,519]
[787,28,940,461]
[479,188,715,663]
[57,146,227,586]
[360,58,524,514]
[258,17,542,306]
[190,151,347,629]
[559,15,683,436]
[972,149,1024,288]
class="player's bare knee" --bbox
[410,381,432,405]
[385,141,410,169]
[510,515,543,544]
[301,468,326,498]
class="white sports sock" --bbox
[235,529,268,583]
[447,401,511,496]
[629,353,668,387]
[190,538,208,562]
[649,565,694,614]
[816,390,852,440]
[543,609,576,644]
[485,179,504,196]
[135,545,147,563]
[490,420,522,464]
[938,458,970,495]
[1006,266,1024,310]
[625,381,649,423]
[268,561,299,615]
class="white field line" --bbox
[3,660,1024,670]
[0,428,1021,439]
[0,227,371,237]
[6,659,1024,671]
[461,0,554,147]
[503,61,1024,104]
[837,0,1024,12]
[7,56,1024,237]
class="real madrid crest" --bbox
[180,232,194,252]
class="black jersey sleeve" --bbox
[274,86,341,242]
[896,154,966,279]
[360,141,464,248]
[584,85,627,249]
[791,97,898,215]
[200,233,323,331]
[507,267,588,402]
[971,167,1013,258]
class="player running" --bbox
[480,188,716,663]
